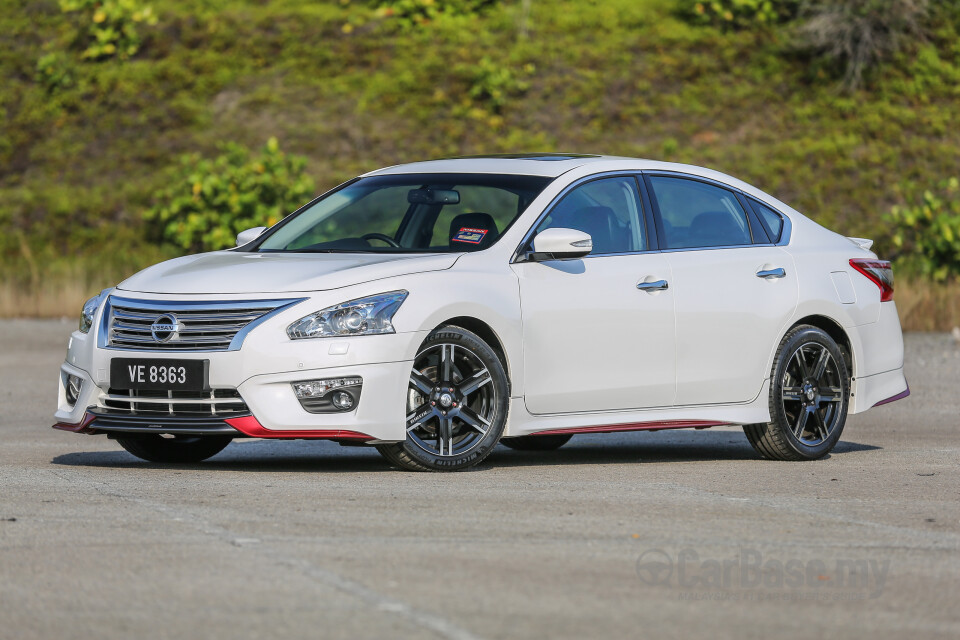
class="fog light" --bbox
[64,374,83,407]
[291,377,362,414]
[332,392,354,410]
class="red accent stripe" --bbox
[872,383,910,408]
[224,415,373,441]
[52,412,97,433]
[532,420,728,436]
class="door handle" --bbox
[756,267,786,279]
[637,279,669,292]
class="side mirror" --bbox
[524,228,593,261]
[236,226,267,247]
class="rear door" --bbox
[513,175,676,414]
[643,174,798,406]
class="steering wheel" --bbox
[361,232,401,248]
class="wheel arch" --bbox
[432,316,511,379]
[785,314,854,377]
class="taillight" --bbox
[850,259,894,302]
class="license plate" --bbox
[110,358,208,392]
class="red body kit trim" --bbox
[52,412,97,433]
[532,420,728,436]
[872,382,910,408]
[224,415,373,441]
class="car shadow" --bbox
[49,430,882,472]
[490,434,882,468]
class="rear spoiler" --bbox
[847,237,874,251]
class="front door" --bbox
[513,175,677,414]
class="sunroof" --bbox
[448,153,601,162]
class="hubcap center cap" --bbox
[439,393,453,408]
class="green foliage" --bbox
[341,0,497,32]
[145,138,315,253]
[376,0,497,27]
[59,0,158,60]
[678,0,799,29]
[2,0,960,316]
[464,58,534,114]
[887,178,960,282]
[35,53,74,93]
[795,0,931,89]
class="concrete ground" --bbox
[0,319,957,640]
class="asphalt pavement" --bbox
[1,319,957,639]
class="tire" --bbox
[501,434,573,451]
[115,434,232,463]
[376,326,509,471]
[744,324,850,461]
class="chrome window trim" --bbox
[658,243,778,253]
[97,296,307,352]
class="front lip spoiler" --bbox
[54,411,244,436]
[224,415,374,441]
[53,412,98,434]
[53,411,375,442]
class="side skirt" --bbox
[503,380,772,438]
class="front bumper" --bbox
[55,293,430,442]
[55,358,416,442]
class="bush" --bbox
[35,53,75,93]
[342,0,498,31]
[465,57,534,114]
[59,0,157,61]
[795,0,930,89]
[887,177,960,281]
[678,0,800,29]
[145,138,315,253]
[377,0,497,26]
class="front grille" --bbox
[104,297,296,351]
[101,388,250,418]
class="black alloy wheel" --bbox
[744,325,850,461]
[377,326,508,471]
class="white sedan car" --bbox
[54,154,908,471]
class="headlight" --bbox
[79,294,101,334]
[287,291,408,339]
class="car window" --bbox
[284,186,409,250]
[429,186,520,248]
[648,176,752,250]
[749,198,784,243]
[255,173,551,253]
[534,176,646,255]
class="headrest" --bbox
[449,213,499,250]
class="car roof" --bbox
[361,155,759,192]
[364,154,634,178]
[360,154,807,227]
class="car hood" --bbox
[117,251,460,295]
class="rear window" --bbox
[749,198,785,243]
[647,176,752,250]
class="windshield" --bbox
[253,173,553,253]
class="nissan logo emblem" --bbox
[150,314,181,342]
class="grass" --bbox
[2,0,959,328]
